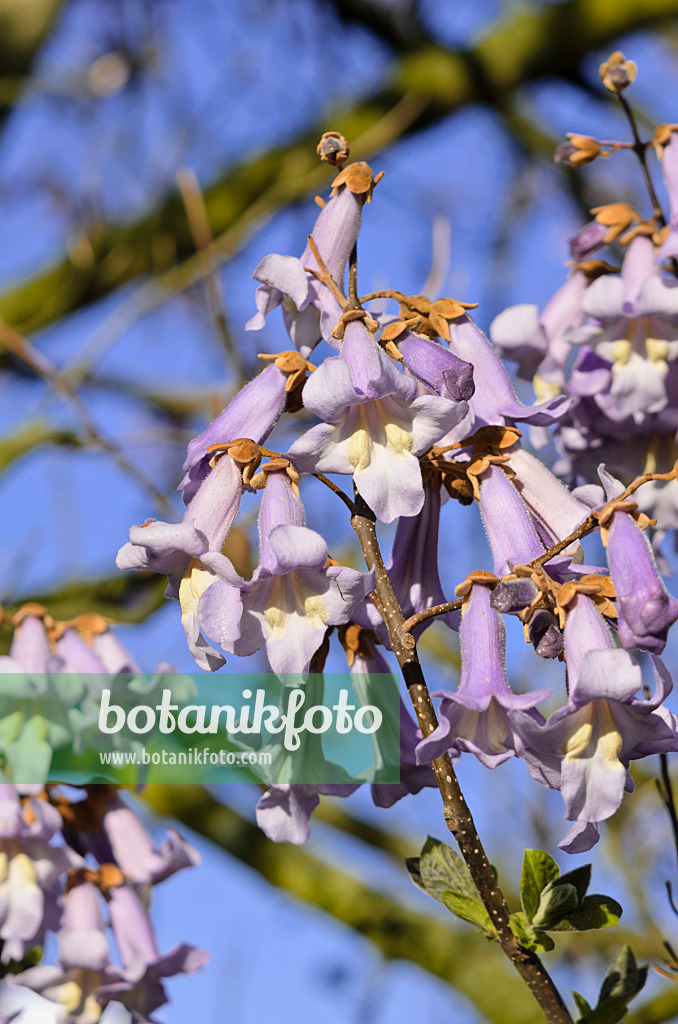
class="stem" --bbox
[617,93,665,226]
[358,288,410,304]
[658,754,678,873]
[314,473,356,513]
[350,500,573,1024]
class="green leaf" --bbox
[556,865,592,904]
[441,891,495,935]
[577,997,630,1024]
[414,838,496,935]
[532,881,580,929]
[599,946,647,1004]
[572,991,592,1017]
[551,894,622,932]
[520,849,560,922]
[509,911,555,953]
[418,836,479,905]
[405,857,424,892]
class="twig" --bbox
[176,167,246,384]
[349,497,573,1024]
[0,316,172,514]
[617,93,665,225]
[358,288,410,305]
[400,464,678,640]
[314,473,356,513]
[658,754,678,873]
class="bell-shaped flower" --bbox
[490,271,588,389]
[0,610,60,674]
[117,452,244,670]
[604,502,678,653]
[478,464,545,577]
[447,314,570,434]
[9,880,112,1023]
[0,785,81,964]
[73,790,200,886]
[180,361,289,504]
[255,781,360,844]
[506,447,590,551]
[569,236,678,421]
[357,480,459,641]
[657,127,678,261]
[398,330,474,401]
[199,469,375,676]
[415,583,552,768]
[245,171,368,355]
[516,593,677,849]
[95,885,208,1023]
[288,321,467,523]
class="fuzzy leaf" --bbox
[520,849,560,923]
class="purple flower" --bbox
[117,452,244,670]
[96,885,208,1023]
[0,612,59,674]
[569,236,678,421]
[245,175,367,355]
[604,502,678,653]
[0,786,81,964]
[415,583,552,768]
[10,880,111,1022]
[517,593,677,849]
[506,447,590,552]
[288,321,467,522]
[478,464,544,576]
[255,782,359,844]
[570,220,609,262]
[490,272,588,388]
[447,314,570,432]
[358,480,459,641]
[398,330,474,401]
[180,362,289,504]
[658,127,678,261]
[199,469,375,675]
[74,790,200,886]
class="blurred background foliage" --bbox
[5,0,678,1021]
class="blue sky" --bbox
[3,1,678,1020]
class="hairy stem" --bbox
[349,499,573,1024]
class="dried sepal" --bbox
[331,161,375,198]
[599,51,637,93]
[206,437,262,485]
[589,201,641,246]
[454,569,498,598]
[556,135,604,168]
[338,622,377,667]
[249,457,300,493]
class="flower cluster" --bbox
[0,609,206,1022]
[116,127,678,853]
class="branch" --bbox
[6,0,678,337]
[349,501,573,1024]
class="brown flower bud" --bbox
[599,51,637,93]
[317,131,350,168]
